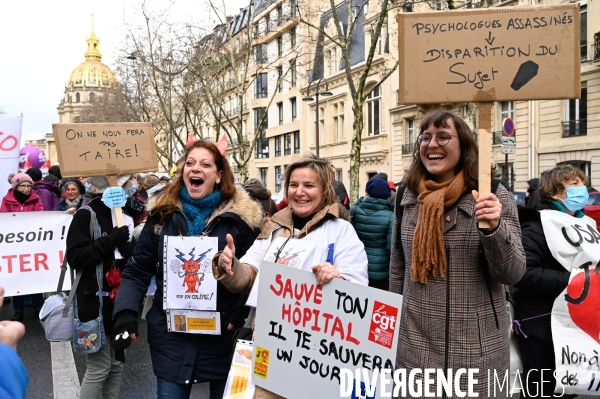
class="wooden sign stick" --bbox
[476,102,492,230]
[106,175,125,227]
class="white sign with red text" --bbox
[252,261,402,399]
[541,210,600,396]
[0,116,23,199]
[0,212,72,296]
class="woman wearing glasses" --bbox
[390,110,525,396]
[214,154,368,399]
[1,173,44,321]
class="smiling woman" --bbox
[214,153,368,399]
[391,110,526,396]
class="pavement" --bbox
[1,301,209,399]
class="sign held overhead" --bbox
[52,122,158,177]
[397,4,581,104]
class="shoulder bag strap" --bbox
[67,205,102,318]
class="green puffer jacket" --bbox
[350,196,394,281]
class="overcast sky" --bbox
[0,0,248,141]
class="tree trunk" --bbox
[349,103,364,204]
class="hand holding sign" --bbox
[311,263,341,285]
[218,234,236,276]
[472,190,502,231]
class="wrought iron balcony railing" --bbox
[402,143,415,155]
[563,120,587,137]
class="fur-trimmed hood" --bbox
[146,186,263,230]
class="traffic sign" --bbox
[501,137,515,145]
[502,118,515,136]
[501,145,515,154]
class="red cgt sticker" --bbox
[368,301,398,348]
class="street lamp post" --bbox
[302,78,332,158]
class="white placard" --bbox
[163,236,218,311]
[0,212,73,296]
[252,261,402,399]
[540,210,600,395]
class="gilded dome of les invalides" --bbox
[66,19,118,90]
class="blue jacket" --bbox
[0,343,28,398]
[113,187,262,385]
[350,197,393,281]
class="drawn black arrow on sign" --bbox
[485,31,495,46]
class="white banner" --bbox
[541,210,600,396]
[252,261,402,399]
[0,116,23,199]
[0,211,72,296]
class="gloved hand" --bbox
[112,311,138,352]
[112,226,130,244]
[225,306,250,331]
[117,242,134,259]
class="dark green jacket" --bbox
[350,197,393,281]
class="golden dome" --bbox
[66,16,118,89]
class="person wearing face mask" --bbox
[123,177,147,227]
[1,173,45,321]
[513,164,586,398]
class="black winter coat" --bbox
[113,187,262,385]
[66,195,127,337]
[514,203,571,343]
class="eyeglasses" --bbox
[18,184,33,189]
[418,132,454,147]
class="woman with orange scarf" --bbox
[390,110,526,398]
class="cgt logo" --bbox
[368,301,398,349]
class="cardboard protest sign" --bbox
[252,261,402,398]
[540,210,600,395]
[0,212,72,296]
[52,122,157,177]
[397,4,580,104]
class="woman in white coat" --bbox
[213,154,368,399]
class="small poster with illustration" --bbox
[246,237,317,307]
[263,236,317,269]
[164,236,218,311]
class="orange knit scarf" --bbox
[411,171,466,283]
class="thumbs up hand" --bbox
[218,234,236,276]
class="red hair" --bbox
[154,140,235,224]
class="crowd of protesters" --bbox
[3,109,595,399]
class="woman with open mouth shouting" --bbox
[112,140,263,399]
[390,110,525,398]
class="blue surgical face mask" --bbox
[85,183,93,193]
[124,182,137,198]
[562,186,589,212]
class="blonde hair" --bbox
[283,154,336,206]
